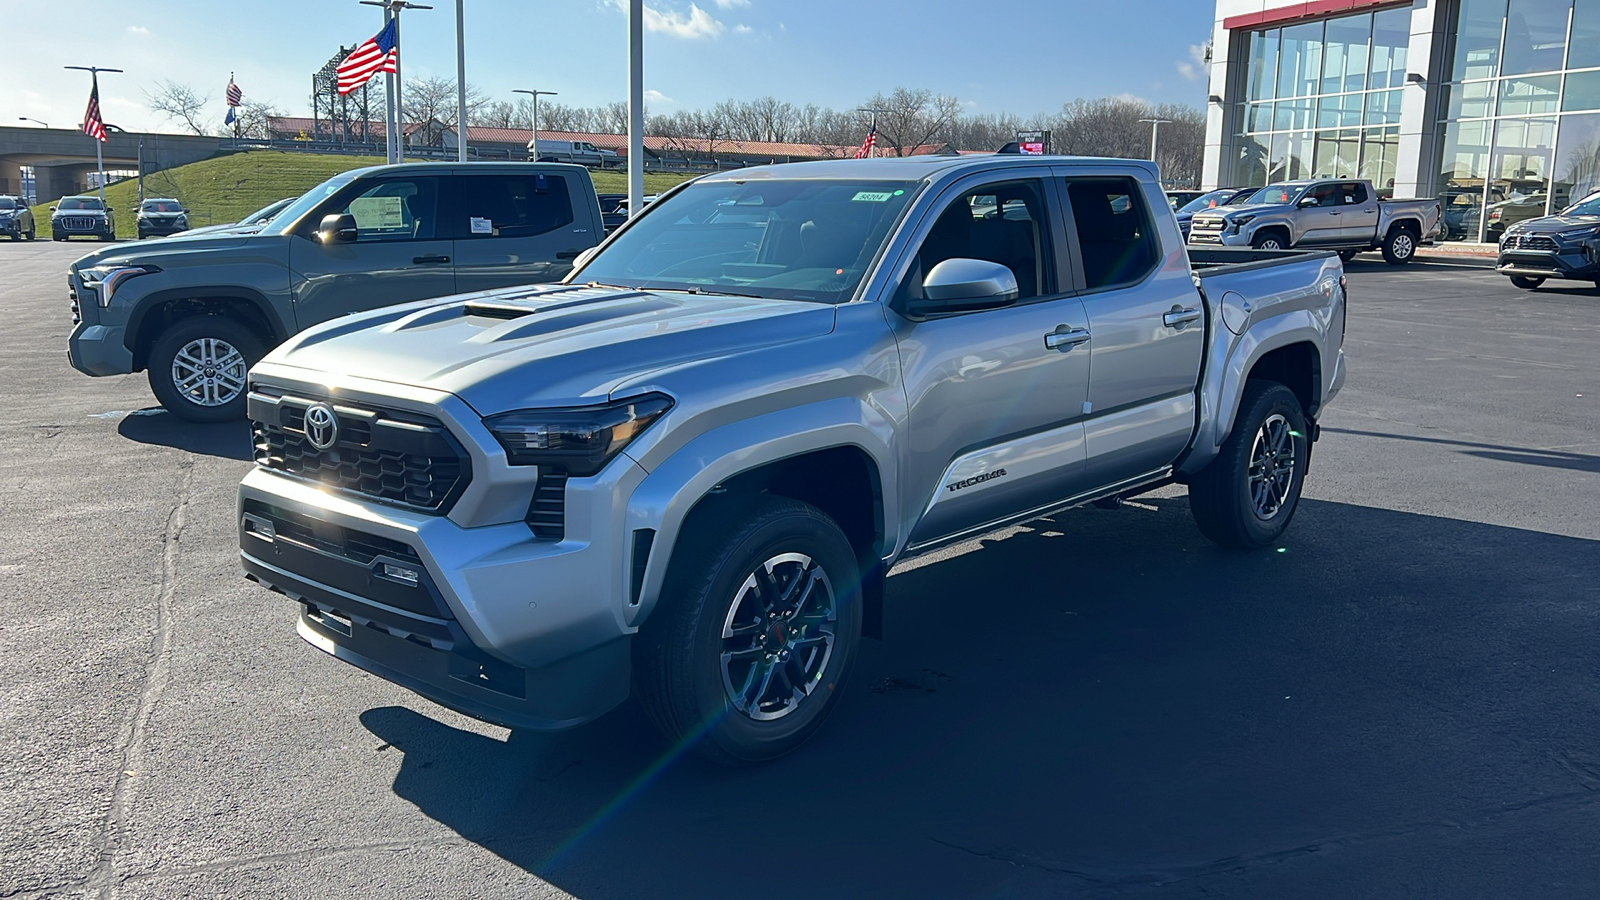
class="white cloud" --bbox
[1177,43,1208,81]
[644,88,673,105]
[713,0,749,7]
[126,25,150,36]
[642,3,724,38]
[1113,92,1149,106]
[733,23,752,34]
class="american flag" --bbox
[853,124,877,159]
[337,19,399,95]
[226,77,242,107]
[81,76,107,142]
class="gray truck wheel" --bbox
[1381,226,1417,265]
[634,496,862,766]
[147,316,263,423]
[1187,381,1309,549]
[1509,275,1544,290]
[1251,232,1287,251]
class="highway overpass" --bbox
[0,125,222,202]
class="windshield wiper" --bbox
[646,286,768,300]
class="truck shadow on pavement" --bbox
[360,497,1600,899]
[1324,427,1600,474]
[116,409,253,461]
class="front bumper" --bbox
[52,218,113,238]
[138,219,186,236]
[1187,227,1249,247]
[1496,239,1600,280]
[0,218,23,235]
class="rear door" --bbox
[287,174,455,329]
[450,170,594,293]
[1056,170,1204,486]
[1338,181,1378,241]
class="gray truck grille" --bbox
[57,216,100,231]
[250,393,470,513]
[68,276,80,324]
[1507,234,1558,252]
[1188,218,1225,242]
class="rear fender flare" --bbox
[1185,310,1326,476]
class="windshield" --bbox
[1241,184,1301,205]
[574,179,922,304]
[142,200,182,212]
[259,172,360,235]
[0,198,17,210]
[1178,189,1241,215]
[243,197,294,224]
[1560,193,1600,217]
[58,197,104,210]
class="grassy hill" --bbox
[29,150,694,241]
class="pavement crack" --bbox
[84,459,196,900]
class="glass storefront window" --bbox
[1439,121,1493,241]
[1499,74,1562,115]
[1551,113,1600,208]
[1361,126,1401,195]
[1570,2,1600,70]
[1248,29,1279,101]
[1485,116,1556,238]
[1501,0,1571,76]
[1321,14,1372,95]
[1445,80,1497,119]
[1365,89,1404,126]
[1248,102,1274,132]
[1317,93,1364,129]
[1278,21,1325,98]
[1561,70,1600,111]
[1313,129,1362,178]
[1273,99,1315,131]
[1370,7,1411,89]
[1453,0,1508,81]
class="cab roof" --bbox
[694,154,1160,184]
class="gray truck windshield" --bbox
[1241,184,1300,205]
[259,172,359,235]
[576,179,922,304]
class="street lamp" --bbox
[1139,117,1172,164]
[64,66,123,203]
[514,89,558,161]
[17,117,50,128]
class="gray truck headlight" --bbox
[1558,225,1600,241]
[78,264,160,306]
[1228,214,1256,232]
[484,393,673,476]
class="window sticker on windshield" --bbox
[471,216,493,234]
[852,191,894,202]
[348,196,405,229]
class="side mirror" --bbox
[318,213,358,244]
[49,206,57,212]
[909,258,1019,316]
[1298,196,1319,208]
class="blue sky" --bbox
[10,0,1215,134]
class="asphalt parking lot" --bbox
[2,240,1597,899]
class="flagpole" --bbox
[627,0,643,219]
[455,0,467,161]
[65,66,122,202]
[361,0,432,163]
[94,121,105,203]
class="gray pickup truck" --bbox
[1188,178,1441,265]
[237,155,1347,764]
[66,162,602,422]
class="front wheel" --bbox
[1251,232,1287,251]
[1381,227,1417,265]
[1188,382,1309,549]
[1338,249,1360,262]
[1509,275,1545,290]
[146,316,263,423]
[634,497,863,766]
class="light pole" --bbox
[856,106,889,157]
[17,117,50,128]
[454,0,467,160]
[627,0,643,218]
[64,66,122,203]
[1139,116,1171,165]
[514,89,557,161]
[360,0,431,163]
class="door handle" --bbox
[1328,211,1341,216]
[1163,307,1203,328]
[1044,327,1091,351]
[412,254,450,265]
[554,249,582,260]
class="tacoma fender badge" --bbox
[946,468,1008,492]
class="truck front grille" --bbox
[57,216,100,231]
[1507,233,1558,252]
[249,392,471,513]
[1188,218,1225,243]
[68,276,81,324]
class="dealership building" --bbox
[1202,0,1600,242]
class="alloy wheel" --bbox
[1391,232,1414,259]
[170,337,248,407]
[719,552,837,721]
[1247,413,1297,520]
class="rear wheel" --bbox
[146,316,263,423]
[1188,381,1309,549]
[1338,249,1360,262]
[634,497,863,766]
[1509,275,1545,290]
[1381,226,1417,265]
[1251,232,1287,251]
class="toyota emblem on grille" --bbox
[303,403,340,451]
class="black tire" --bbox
[1188,381,1309,549]
[634,496,863,766]
[1338,249,1360,262]
[1509,275,1545,290]
[52,234,65,242]
[7,231,17,242]
[146,316,263,423]
[1251,231,1288,251]
[24,225,34,241]
[1381,226,1417,265]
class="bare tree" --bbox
[864,88,963,157]
[401,76,489,144]
[145,80,211,135]
[213,98,287,140]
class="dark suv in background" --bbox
[0,195,35,240]
[1497,190,1600,290]
[51,196,115,241]
[137,198,189,239]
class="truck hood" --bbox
[1191,202,1284,222]
[259,283,839,414]
[67,231,280,271]
[1510,213,1600,235]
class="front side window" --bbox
[1064,178,1158,291]
[894,180,1051,307]
[332,178,438,242]
[459,173,573,238]
[261,171,359,235]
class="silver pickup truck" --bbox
[1189,178,1441,265]
[237,155,1347,764]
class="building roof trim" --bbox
[1222,0,1411,31]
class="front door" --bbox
[1057,173,1204,486]
[288,174,455,330]
[450,170,593,293]
[1295,182,1346,244]
[891,176,1095,549]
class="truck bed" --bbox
[1187,246,1336,274]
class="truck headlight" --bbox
[1558,225,1600,241]
[78,264,160,307]
[1228,214,1256,232]
[484,393,673,476]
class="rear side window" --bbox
[1064,178,1159,291]
[1339,182,1369,204]
[459,173,574,239]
